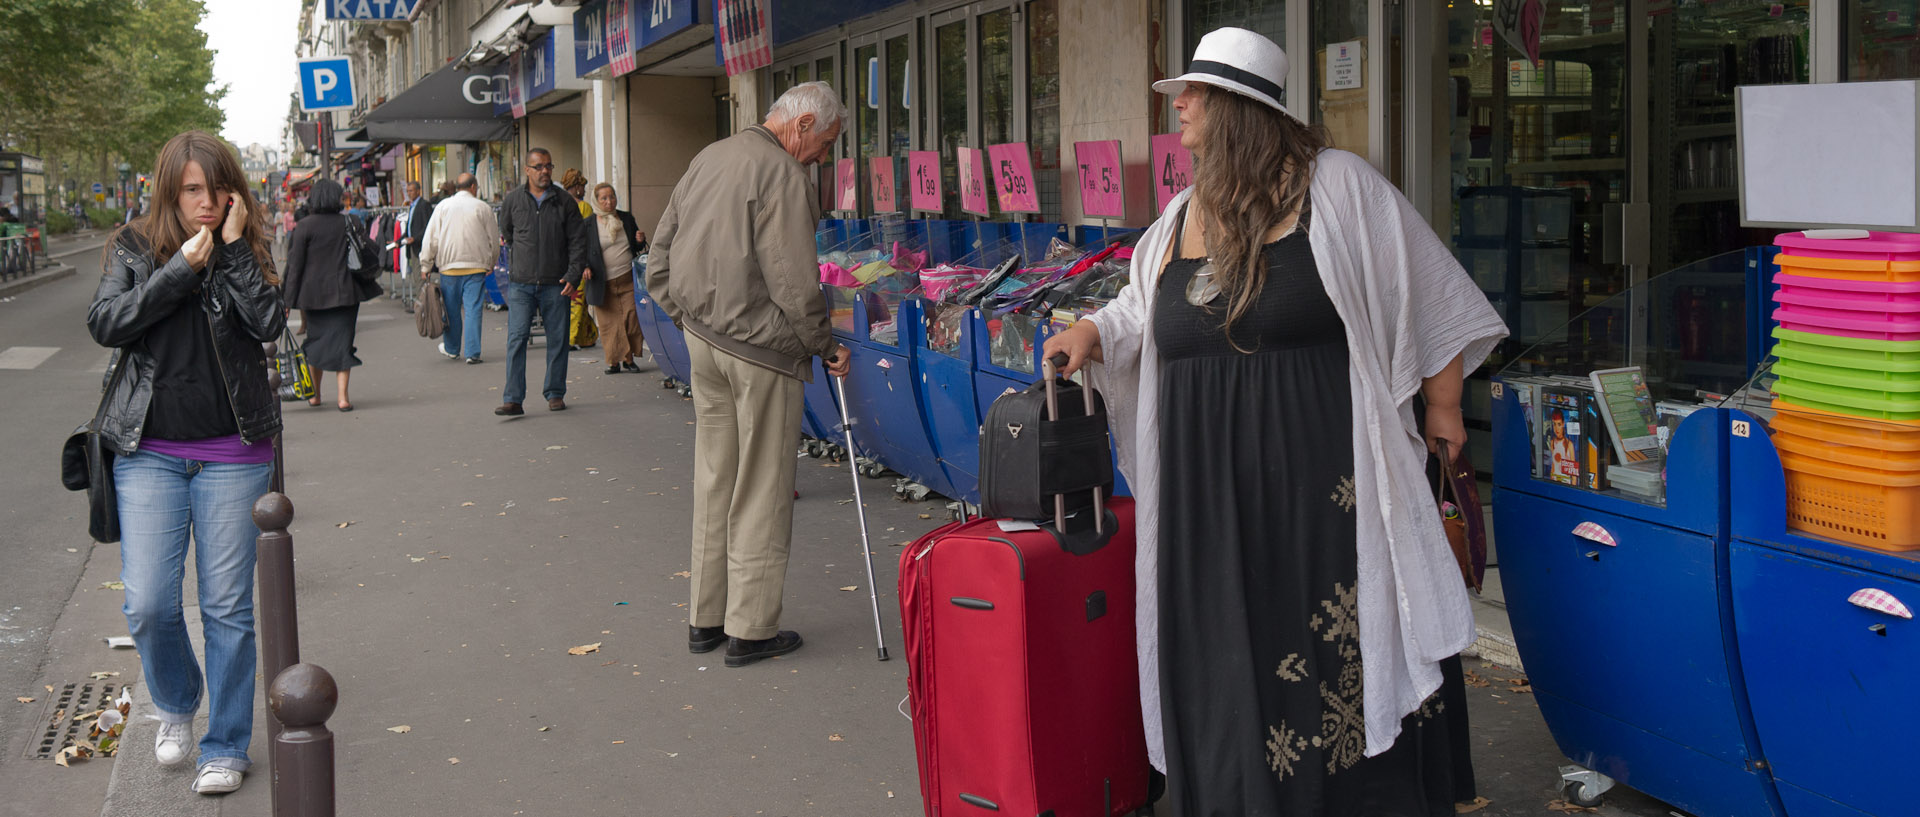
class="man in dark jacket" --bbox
[494,147,588,415]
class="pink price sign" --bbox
[869,157,898,213]
[907,151,942,212]
[834,158,858,213]
[987,142,1040,214]
[1074,140,1125,219]
[957,148,990,217]
[1150,133,1194,213]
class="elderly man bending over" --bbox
[648,81,853,668]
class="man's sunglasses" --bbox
[528,163,554,171]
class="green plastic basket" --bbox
[1773,377,1920,420]
[1772,359,1920,391]
[1774,337,1920,372]
[1772,326,1920,354]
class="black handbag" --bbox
[979,354,1115,537]
[62,354,128,543]
[343,215,379,281]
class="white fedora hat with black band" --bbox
[1153,27,1304,125]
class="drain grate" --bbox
[26,681,119,759]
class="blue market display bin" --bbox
[632,262,692,391]
[919,301,984,504]
[1492,391,1785,817]
[831,289,958,499]
[1726,411,1920,817]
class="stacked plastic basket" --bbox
[1768,231,1920,550]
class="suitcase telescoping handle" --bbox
[1043,353,1104,535]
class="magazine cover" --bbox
[1538,388,1585,486]
[1590,366,1664,463]
[1581,391,1613,491]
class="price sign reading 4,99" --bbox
[957,147,990,217]
[1073,140,1124,219]
[986,142,1041,214]
[1150,132,1194,213]
[869,157,898,213]
[834,158,858,213]
[907,151,941,212]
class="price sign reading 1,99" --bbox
[1074,140,1124,219]
[907,151,941,212]
[987,142,1041,214]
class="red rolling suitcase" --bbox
[899,359,1148,817]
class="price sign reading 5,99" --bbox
[1073,140,1124,219]
[957,147,990,217]
[986,142,1041,214]
[907,151,941,212]
[1150,132,1194,213]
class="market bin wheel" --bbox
[1566,781,1604,809]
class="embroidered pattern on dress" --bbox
[1417,691,1447,720]
[1264,723,1302,783]
[1330,475,1357,513]
[1275,653,1308,682]
[1316,581,1367,773]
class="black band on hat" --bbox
[1187,60,1286,105]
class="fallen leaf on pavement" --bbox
[72,709,104,723]
[650,467,663,471]
[15,697,33,704]
[918,514,931,519]
[461,502,475,507]
[600,660,617,667]
[44,685,53,693]
[549,497,568,502]
[672,571,691,578]
[611,740,625,744]
[411,557,426,563]
[538,726,551,732]
[546,445,568,450]
[1545,800,1597,814]
[1462,670,1491,688]
[99,581,123,590]
[681,705,694,711]
[828,734,844,742]
[387,725,412,734]
[839,586,858,592]
[1455,796,1491,814]
[448,757,460,765]
[1508,678,1533,694]
[337,521,354,528]
[568,642,602,656]
[88,672,118,680]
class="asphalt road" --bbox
[0,250,1682,817]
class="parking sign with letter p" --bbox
[299,56,356,112]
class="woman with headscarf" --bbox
[1042,28,1506,817]
[559,168,598,350]
[282,179,379,411]
[580,182,649,374]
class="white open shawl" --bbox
[1083,149,1508,769]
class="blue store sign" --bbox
[574,0,609,76]
[526,31,557,101]
[640,0,698,49]
[324,0,417,21]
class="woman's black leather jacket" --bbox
[86,233,286,455]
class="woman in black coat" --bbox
[282,179,377,410]
[581,183,648,374]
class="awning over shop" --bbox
[285,167,319,192]
[362,62,513,144]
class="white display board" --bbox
[1738,80,1920,231]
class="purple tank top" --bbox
[141,434,276,465]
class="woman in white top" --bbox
[1043,28,1506,816]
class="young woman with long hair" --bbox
[1043,29,1508,816]
[85,130,285,795]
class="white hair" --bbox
[766,81,848,130]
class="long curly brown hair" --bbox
[114,131,278,285]
[1189,85,1329,347]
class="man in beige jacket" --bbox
[649,81,852,667]
[417,173,501,364]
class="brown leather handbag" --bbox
[1437,441,1486,593]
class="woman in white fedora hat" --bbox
[1044,26,1506,816]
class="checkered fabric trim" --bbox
[1848,588,1913,620]
[1571,522,1617,547]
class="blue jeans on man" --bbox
[113,450,273,772]
[504,281,570,405]
[440,273,485,359]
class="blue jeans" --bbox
[504,281,570,404]
[114,450,273,772]
[441,273,485,359]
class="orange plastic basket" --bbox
[1771,429,1920,471]
[1776,253,1920,283]
[1778,450,1920,551]
[1770,400,1920,451]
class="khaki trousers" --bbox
[685,331,805,640]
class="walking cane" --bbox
[832,366,890,662]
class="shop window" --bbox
[1311,0,1368,157]
[1185,0,1285,86]
[1028,0,1062,223]
[980,7,1016,220]
[1849,0,1920,79]
[856,42,881,214]
[886,32,913,212]
[936,19,968,218]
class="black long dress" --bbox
[1154,206,1457,817]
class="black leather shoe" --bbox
[724,631,803,667]
[688,626,726,654]
[494,402,523,416]
[605,365,620,375]
[621,361,641,373]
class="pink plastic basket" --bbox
[1776,231,1920,263]
[1773,287,1920,313]
[1774,271,1920,298]
[1775,303,1920,341]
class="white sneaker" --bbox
[153,720,192,767]
[439,341,457,359]
[192,765,243,794]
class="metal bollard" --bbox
[268,664,337,817]
[252,492,299,799]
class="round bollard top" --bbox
[269,664,338,727]
[263,342,279,357]
[266,368,282,390]
[252,492,294,530]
